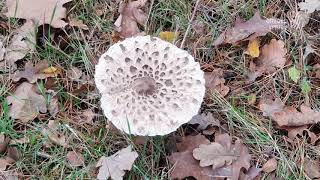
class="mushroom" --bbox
[94,35,205,136]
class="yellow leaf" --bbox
[245,38,260,57]
[159,31,178,42]
[42,66,60,75]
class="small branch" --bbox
[180,0,201,49]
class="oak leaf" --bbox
[114,0,147,38]
[96,146,138,180]
[273,104,320,127]
[168,134,212,180]
[6,82,47,122]
[210,134,251,179]
[5,0,72,29]
[213,12,286,46]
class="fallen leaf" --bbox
[273,104,320,127]
[6,82,47,122]
[208,134,251,179]
[188,112,220,131]
[66,66,83,81]
[258,98,284,117]
[0,159,11,171]
[262,158,277,173]
[96,146,138,180]
[41,120,68,147]
[239,166,262,180]
[168,134,212,180]
[213,12,286,46]
[193,142,237,168]
[5,0,72,29]
[66,151,85,167]
[12,61,57,83]
[245,38,260,58]
[304,158,320,179]
[48,96,59,117]
[159,31,178,43]
[298,0,320,14]
[42,66,60,75]
[283,126,317,144]
[0,134,8,153]
[69,18,89,30]
[204,69,229,97]
[248,39,287,81]
[259,39,287,73]
[288,66,301,83]
[176,134,210,152]
[114,0,148,38]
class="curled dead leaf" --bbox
[114,0,148,38]
[41,120,68,147]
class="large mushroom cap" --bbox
[94,35,205,136]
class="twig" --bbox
[180,0,201,49]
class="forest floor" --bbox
[0,0,320,179]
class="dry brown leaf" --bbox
[273,104,320,127]
[69,18,89,30]
[0,147,20,171]
[204,69,229,97]
[188,112,220,131]
[48,96,59,117]
[193,142,237,169]
[168,134,212,180]
[201,134,251,179]
[114,0,148,38]
[66,66,83,81]
[259,39,287,73]
[262,158,277,173]
[41,120,67,147]
[248,39,287,81]
[0,134,8,154]
[258,98,284,117]
[245,38,260,58]
[6,82,47,122]
[304,158,320,179]
[239,166,262,180]
[5,0,72,29]
[13,61,57,83]
[66,151,85,167]
[0,22,35,72]
[96,146,138,180]
[9,136,29,145]
[282,125,317,144]
[213,12,286,46]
